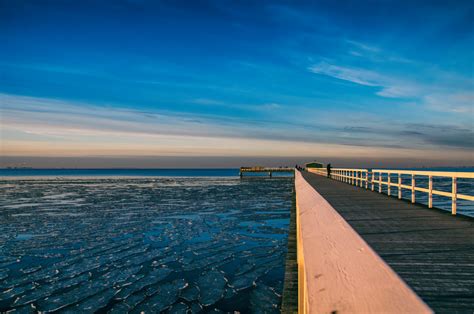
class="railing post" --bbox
[371,172,375,191]
[365,171,368,189]
[428,175,433,208]
[411,174,415,203]
[398,174,402,199]
[452,177,457,215]
[379,173,382,193]
[387,173,391,196]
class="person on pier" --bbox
[327,163,331,178]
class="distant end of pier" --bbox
[239,166,294,178]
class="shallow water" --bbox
[0,177,293,313]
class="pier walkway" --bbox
[301,171,474,313]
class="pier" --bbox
[284,167,474,313]
[239,166,294,178]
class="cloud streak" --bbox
[308,61,423,99]
[309,62,380,87]
[1,93,472,164]
[308,57,474,120]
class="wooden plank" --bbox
[302,171,474,313]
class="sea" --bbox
[0,167,472,313]
[0,169,293,313]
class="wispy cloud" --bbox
[375,85,419,98]
[345,40,381,55]
[0,62,96,76]
[308,62,381,86]
[261,103,282,110]
[309,61,419,98]
[424,92,474,113]
[308,61,420,99]
[192,98,226,105]
[2,93,472,161]
[308,59,474,112]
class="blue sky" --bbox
[1,0,473,167]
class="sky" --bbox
[0,0,473,168]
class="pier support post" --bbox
[411,174,416,203]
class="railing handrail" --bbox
[372,169,474,179]
[307,167,474,215]
[333,167,368,172]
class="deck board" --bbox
[302,171,474,313]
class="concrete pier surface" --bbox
[301,171,474,313]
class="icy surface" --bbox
[0,177,292,312]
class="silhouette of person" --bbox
[327,163,331,178]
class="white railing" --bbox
[307,168,474,215]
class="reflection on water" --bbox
[0,177,293,312]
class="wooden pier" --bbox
[281,190,298,313]
[239,166,294,178]
[290,169,474,313]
